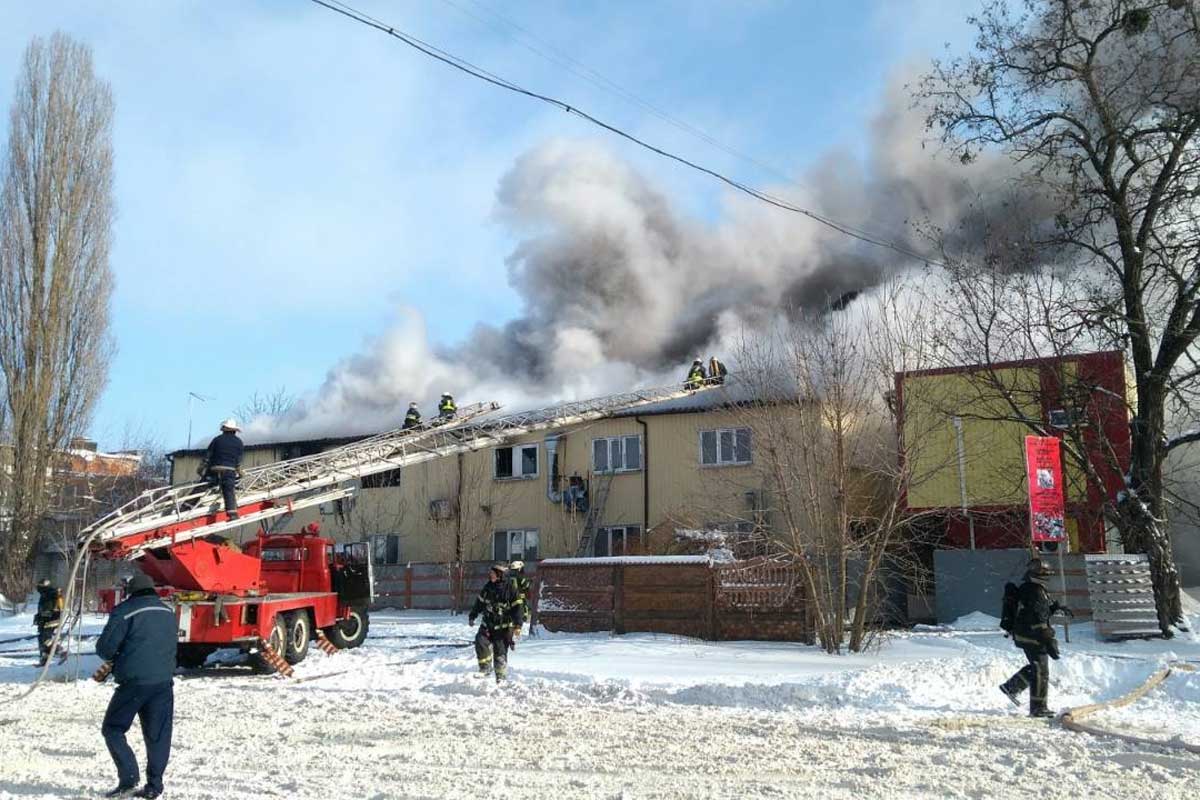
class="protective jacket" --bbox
[1011,579,1065,653]
[204,431,244,470]
[470,579,523,630]
[96,590,177,685]
[403,408,421,428]
[439,397,457,416]
[510,573,531,624]
[685,364,707,387]
[35,586,62,624]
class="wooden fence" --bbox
[537,556,812,642]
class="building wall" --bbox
[170,408,767,563]
[897,351,1130,553]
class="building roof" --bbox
[169,434,367,459]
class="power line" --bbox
[308,0,946,268]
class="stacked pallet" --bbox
[1083,554,1159,639]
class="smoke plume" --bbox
[248,77,1043,441]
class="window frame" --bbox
[493,443,539,480]
[591,435,643,474]
[493,528,540,562]
[699,427,753,467]
[594,524,643,558]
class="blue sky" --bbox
[0,1,978,451]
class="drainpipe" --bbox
[636,417,649,536]
[952,416,975,550]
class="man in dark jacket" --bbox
[1000,559,1071,718]
[34,579,63,665]
[684,359,707,390]
[403,402,422,429]
[438,392,457,420]
[95,573,177,799]
[469,564,524,682]
[197,418,244,518]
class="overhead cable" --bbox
[309,0,947,268]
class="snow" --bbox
[2,606,1200,798]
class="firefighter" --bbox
[1000,559,1072,718]
[95,573,177,799]
[438,392,457,420]
[197,418,244,518]
[684,359,707,390]
[707,355,728,385]
[33,578,63,666]
[509,560,532,634]
[403,402,422,429]
[468,564,523,682]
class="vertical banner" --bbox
[1024,435,1066,543]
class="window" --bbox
[700,428,752,466]
[594,525,641,557]
[494,529,539,562]
[370,534,401,565]
[592,436,642,473]
[494,445,539,480]
[361,468,402,489]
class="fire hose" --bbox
[1060,662,1199,754]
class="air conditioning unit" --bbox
[429,499,454,521]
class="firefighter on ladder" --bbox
[197,419,244,519]
[684,358,707,390]
[34,578,63,665]
[469,564,523,682]
[438,392,457,420]
[707,355,728,385]
[402,402,421,429]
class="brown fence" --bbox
[537,556,812,642]
[372,561,540,612]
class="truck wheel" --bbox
[176,644,215,670]
[324,606,369,649]
[284,610,311,665]
[252,615,288,674]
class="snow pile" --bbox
[949,611,1002,631]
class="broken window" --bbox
[494,529,539,561]
[494,444,538,479]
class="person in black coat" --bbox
[469,564,524,682]
[197,418,244,517]
[33,579,63,665]
[95,573,177,799]
[1000,559,1071,718]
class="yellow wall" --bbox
[171,409,765,562]
[902,363,1088,509]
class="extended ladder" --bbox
[576,471,615,557]
[83,382,716,559]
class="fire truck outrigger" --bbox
[74,381,718,674]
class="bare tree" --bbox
[917,0,1200,634]
[234,386,296,424]
[734,285,946,652]
[0,33,115,600]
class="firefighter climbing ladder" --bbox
[80,382,719,559]
[576,470,615,557]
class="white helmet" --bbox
[409,401,418,408]
[510,560,525,571]
[442,391,452,397]
[220,418,240,432]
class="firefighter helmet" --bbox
[220,418,241,432]
[510,560,525,572]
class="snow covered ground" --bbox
[1,607,1199,799]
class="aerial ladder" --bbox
[37,381,718,680]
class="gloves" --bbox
[1046,638,1061,660]
[196,464,206,477]
[468,615,476,626]
[513,626,522,639]
[235,468,244,479]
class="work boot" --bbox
[1030,707,1055,719]
[227,510,239,520]
[103,784,137,798]
[999,683,1021,707]
[133,786,162,799]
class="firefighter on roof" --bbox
[34,578,63,666]
[438,392,457,419]
[999,559,1072,718]
[684,359,707,390]
[707,355,728,385]
[469,564,523,682]
[403,402,421,429]
[197,418,244,519]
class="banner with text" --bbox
[1025,435,1066,543]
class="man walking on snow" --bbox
[469,564,524,682]
[96,573,177,798]
[1000,559,1072,718]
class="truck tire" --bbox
[177,644,215,670]
[324,606,369,649]
[252,615,288,674]
[283,610,311,665]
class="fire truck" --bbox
[76,382,716,673]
